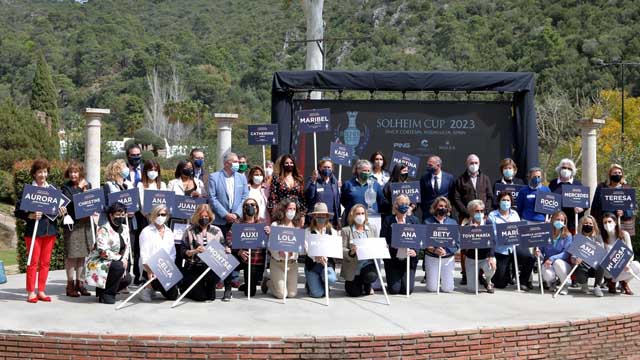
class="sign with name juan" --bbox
[601,188,637,212]
[268,226,305,253]
[390,182,421,203]
[494,221,527,247]
[107,189,140,213]
[561,185,590,208]
[306,234,343,259]
[297,108,331,133]
[20,185,63,215]
[330,142,354,167]
[389,151,421,178]
[391,223,426,249]
[601,240,635,280]
[423,223,459,249]
[147,248,183,291]
[518,223,553,248]
[494,184,526,207]
[73,189,104,219]
[248,124,279,145]
[172,196,207,220]
[534,192,562,215]
[568,234,607,268]
[231,223,268,250]
[459,225,494,250]
[143,190,176,215]
[197,241,241,281]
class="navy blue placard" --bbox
[423,223,459,249]
[391,223,426,249]
[518,223,553,248]
[46,191,69,222]
[107,189,140,213]
[329,142,354,167]
[494,221,527,247]
[19,185,61,215]
[561,185,590,208]
[568,234,608,268]
[494,184,526,207]
[297,108,331,133]
[172,196,207,220]
[268,226,305,253]
[459,225,494,250]
[601,188,637,212]
[534,192,562,215]
[73,188,105,219]
[389,151,421,178]
[390,181,421,203]
[248,124,279,145]
[147,248,183,291]
[602,240,634,279]
[197,241,241,281]
[142,190,176,215]
[231,223,268,249]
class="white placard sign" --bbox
[352,237,390,260]
[306,234,344,259]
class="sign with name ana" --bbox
[494,221,527,247]
[268,226,305,253]
[248,124,279,145]
[172,196,207,220]
[231,223,268,250]
[561,185,590,209]
[391,223,426,249]
[534,192,562,215]
[297,108,331,133]
[568,234,608,268]
[147,248,183,291]
[171,222,188,243]
[601,188,637,212]
[107,189,140,213]
[494,184,526,207]
[602,240,634,280]
[518,223,553,248]
[390,181,421,203]
[459,225,494,250]
[389,151,421,178]
[20,185,62,215]
[424,223,459,249]
[329,142,354,167]
[306,234,343,259]
[143,189,176,215]
[73,188,105,219]
[197,241,240,281]
[351,237,390,260]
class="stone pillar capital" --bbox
[84,108,110,189]
[576,118,605,130]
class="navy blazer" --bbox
[419,171,455,221]
[304,175,341,227]
[208,170,249,226]
[549,177,584,231]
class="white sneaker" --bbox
[593,286,604,297]
[581,283,590,294]
[139,288,153,302]
[559,286,569,295]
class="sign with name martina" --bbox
[389,151,421,178]
[534,192,562,215]
[602,240,634,280]
[518,223,553,248]
[143,190,176,215]
[297,108,331,133]
[73,188,105,219]
[390,181,421,203]
[459,225,494,250]
[424,223,459,249]
[391,223,426,249]
[568,234,607,268]
[268,226,305,253]
[494,221,527,247]
[248,124,279,145]
[231,223,267,250]
[20,185,63,215]
[329,142,354,167]
[306,234,343,259]
[561,185,590,209]
[198,241,241,281]
[107,189,140,213]
[147,248,183,291]
[601,188,637,212]
[172,196,207,220]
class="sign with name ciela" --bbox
[143,190,176,215]
[268,226,305,253]
[73,188,105,219]
[534,192,562,215]
[172,196,207,220]
[600,188,637,211]
[423,223,459,249]
[601,240,634,280]
[197,241,241,280]
[561,185,590,208]
[107,189,140,212]
[247,124,279,145]
[297,108,331,133]
[459,225,494,250]
[20,184,63,215]
[231,223,268,249]
[390,182,421,203]
[147,248,183,291]
[389,151,421,178]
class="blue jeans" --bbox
[305,264,337,298]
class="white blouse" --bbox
[139,224,175,265]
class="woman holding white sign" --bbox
[303,202,338,298]
[341,204,379,297]
[461,200,496,293]
[573,216,605,297]
[535,210,573,295]
[424,196,459,293]
[601,213,640,295]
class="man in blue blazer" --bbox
[419,155,455,221]
[208,152,249,237]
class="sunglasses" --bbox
[158,213,168,216]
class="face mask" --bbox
[128,155,141,167]
[199,218,210,227]
[238,164,248,173]
[315,217,327,225]
[468,164,479,174]
[398,204,410,214]
[553,220,565,230]
[359,172,370,182]
[604,222,616,233]
[399,173,409,181]
[560,169,572,179]
[182,168,194,177]
[120,167,130,179]
[147,171,158,180]
[610,174,622,183]
[155,216,167,226]
[265,167,273,177]
[374,160,384,168]
[283,164,294,172]
[582,225,593,234]
[252,176,263,184]
[426,166,435,175]
[194,159,204,168]
[529,177,541,187]
[63,214,75,231]
[354,214,366,225]
[285,210,296,220]
[473,212,483,223]
[436,208,448,217]
[245,205,257,217]
[320,169,332,178]
[111,216,125,231]
[499,200,511,211]
[502,169,514,179]
[230,162,240,172]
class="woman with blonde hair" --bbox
[536,210,573,295]
[462,199,496,293]
[423,196,459,292]
[340,204,379,297]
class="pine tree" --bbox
[30,52,60,148]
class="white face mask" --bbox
[468,164,479,174]
[604,222,616,233]
[155,216,167,226]
[63,214,75,231]
[560,169,572,179]
[374,160,384,168]
[285,210,296,220]
[265,168,273,177]
[253,175,264,184]
[147,171,159,180]
[354,214,366,225]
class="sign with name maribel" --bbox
[268,226,305,253]
[391,223,426,249]
[459,225,494,250]
[330,142,354,167]
[561,185,590,208]
[423,223,459,249]
[172,196,207,220]
[601,240,634,280]
[197,241,240,281]
[390,151,421,178]
[231,223,268,250]
[601,188,637,211]
[73,188,105,219]
[534,192,562,215]
[147,248,183,291]
[390,181,421,203]
[247,124,279,145]
[20,184,63,215]
[297,108,331,133]
[107,189,140,213]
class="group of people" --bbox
[15,146,639,305]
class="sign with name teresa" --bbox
[534,192,562,215]
[391,223,426,249]
[268,226,305,253]
[198,241,240,281]
[231,223,267,249]
[459,225,494,250]
[518,223,553,248]
[172,196,207,220]
[495,184,525,207]
[390,151,421,178]
[561,185,590,209]
[602,240,634,280]
[330,142,354,167]
[568,234,607,268]
[390,181,421,203]
[494,221,527,247]
[73,188,104,219]
[601,188,637,212]
[306,234,343,259]
[424,223,459,249]
[248,124,279,145]
[20,185,62,215]
[107,189,140,213]
[297,108,331,133]
[352,237,391,260]
[143,190,176,215]
[147,248,183,291]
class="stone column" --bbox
[83,108,110,189]
[214,113,238,170]
[576,118,605,210]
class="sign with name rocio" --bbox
[231,223,268,250]
[390,151,421,178]
[306,234,343,259]
[495,184,526,207]
[297,108,331,133]
[518,223,553,248]
[424,223,459,249]
[73,188,104,219]
[494,221,527,247]
[568,234,607,268]
[390,181,421,203]
[20,184,62,215]
[391,223,426,249]
[330,142,354,167]
[352,237,390,260]
[534,192,562,215]
[147,248,183,291]
[107,189,140,213]
[561,185,590,209]
[198,241,240,281]
[269,226,305,253]
[601,188,637,212]
[143,190,176,215]
[601,240,634,280]
[173,196,207,220]
[248,124,279,145]
[459,225,494,250]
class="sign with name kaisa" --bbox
[561,185,590,208]
[330,142,354,167]
[247,124,278,145]
[108,189,140,213]
[20,184,62,215]
[172,196,207,220]
[297,108,331,133]
[143,189,176,215]
[601,240,634,280]
[231,223,268,250]
[423,223,459,249]
[73,188,105,219]
[147,248,183,291]
[197,241,240,281]
[389,151,421,178]
[390,181,421,203]
[268,226,305,253]
[601,188,637,212]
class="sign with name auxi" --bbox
[561,185,590,208]
[459,225,494,250]
[231,223,267,249]
[107,189,140,213]
[390,151,421,178]
[352,237,390,260]
[248,124,278,145]
[601,188,637,211]
[494,221,527,247]
[306,234,343,259]
[601,240,634,280]
[391,223,426,249]
[518,223,553,248]
[172,196,207,220]
[268,226,305,253]
[143,190,176,215]
[147,248,183,291]
[198,241,240,281]
[423,223,459,249]
[568,234,607,268]
[534,192,562,215]
[390,182,421,203]
[330,142,354,167]
[20,185,62,215]
[73,188,104,219]
[297,108,331,133]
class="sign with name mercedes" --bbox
[568,234,607,268]
[561,185,590,208]
[459,225,494,250]
[248,124,279,145]
[231,223,268,249]
[423,223,459,249]
[534,192,562,215]
[390,181,421,203]
[602,240,634,280]
[73,188,105,219]
[172,196,207,220]
[268,226,305,253]
[601,188,637,212]
[391,223,426,249]
[297,108,331,133]
[518,223,553,248]
[143,190,176,215]
[330,142,354,167]
[107,189,140,213]
[147,248,183,291]
[197,241,241,281]
[390,151,421,178]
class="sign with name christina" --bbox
[424,223,459,249]
[268,226,305,253]
[20,185,63,215]
[143,190,176,215]
[231,223,267,250]
[561,185,590,208]
[601,240,634,280]
[73,188,104,219]
[459,225,494,250]
[518,223,553,248]
[534,192,562,215]
[494,221,527,247]
[172,196,207,220]
[568,234,607,268]
[390,181,421,203]
[197,241,240,281]
[147,248,183,291]
[107,189,140,213]
[297,108,331,133]
[391,223,426,249]
[389,151,421,178]
[306,234,343,259]
[352,237,390,260]
[601,188,637,211]
[494,184,525,207]
[248,124,279,145]
[330,142,354,167]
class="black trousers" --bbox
[383,259,416,295]
[99,260,132,297]
[238,260,265,297]
[575,263,604,286]
[493,247,535,288]
[143,271,179,300]
[345,263,378,297]
[180,264,217,301]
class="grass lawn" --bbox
[0,248,17,266]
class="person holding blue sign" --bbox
[535,211,573,295]
[303,203,338,298]
[573,216,605,297]
[601,213,640,295]
[305,159,341,229]
[461,200,496,293]
[268,154,307,219]
[341,204,380,297]
[591,164,636,236]
[549,159,584,233]
[492,158,525,209]
[340,159,388,224]
[423,196,458,293]
[516,167,551,223]
[382,164,416,218]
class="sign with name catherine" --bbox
[248,124,279,145]
[518,223,553,248]
[389,151,421,178]
[330,142,354,167]
[107,189,140,213]
[494,184,526,206]
[297,108,331,133]
[568,234,608,268]
[534,192,562,215]
[143,190,176,215]
[391,223,426,249]
[173,196,207,220]
[147,248,183,291]
[198,241,240,281]
[601,188,637,211]
[561,185,590,208]
[306,234,343,259]
[352,237,391,260]
[602,240,634,280]
[73,188,104,219]
[494,221,527,247]
[20,185,62,215]
[459,225,494,250]
[268,226,305,253]
[390,181,421,203]
[231,223,267,250]
[424,223,459,249]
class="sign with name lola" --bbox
[351,237,390,260]
[147,248,183,291]
[459,225,494,250]
[561,185,590,208]
[568,234,607,268]
[20,185,63,215]
[247,124,279,145]
[601,188,637,212]
[306,234,343,259]
[143,190,176,215]
[268,226,305,253]
[494,184,526,206]
[172,196,207,220]
[494,221,527,247]
[534,192,562,215]
[390,181,421,203]
[390,151,421,178]
[391,223,426,249]
[601,240,634,280]
[107,189,140,213]
[423,223,459,249]
[330,142,354,167]
[231,223,268,249]
[297,108,331,133]
[73,188,104,219]
[198,241,240,281]
[518,223,553,248]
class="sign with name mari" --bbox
[390,181,421,203]
[143,190,176,215]
[306,234,343,259]
[297,108,331,133]
[391,223,426,249]
[423,223,459,249]
[389,151,421,178]
[268,226,305,253]
[494,221,527,247]
[231,223,268,250]
[534,192,562,215]
[329,142,354,167]
[248,124,279,145]
[73,188,105,219]
[173,196,207,220]
[601,240,634,280]
[107,189,140,213]
[197,241,241,281]
[567,234,607,268]
[601,188,637,212]
[147,248,183,291]
[459,225,494,250]
[561,185,590,209]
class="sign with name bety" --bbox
[231,223,267,250]
[198,241,240,281]
[268,226,305,253]
[423,223,459,249]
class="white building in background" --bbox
[106,138,133,155]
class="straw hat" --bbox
[308,202,333,216]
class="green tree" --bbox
[133,128,165,157]
[30,52,60,142]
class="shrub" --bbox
[0,170,13,203]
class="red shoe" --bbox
[37,294,51,302]
[27,296,38,303]
[216,282,223,289]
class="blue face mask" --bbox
[194,159,204,168]
[553,220,565,230]
[473,212,483,223]
[230,162,240,172]
[320,169,332,178]
[529,177,541,187]
[120,167,130,179]
[499,200,511,211]
[503,169,514,179]
[398,204,410,214]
